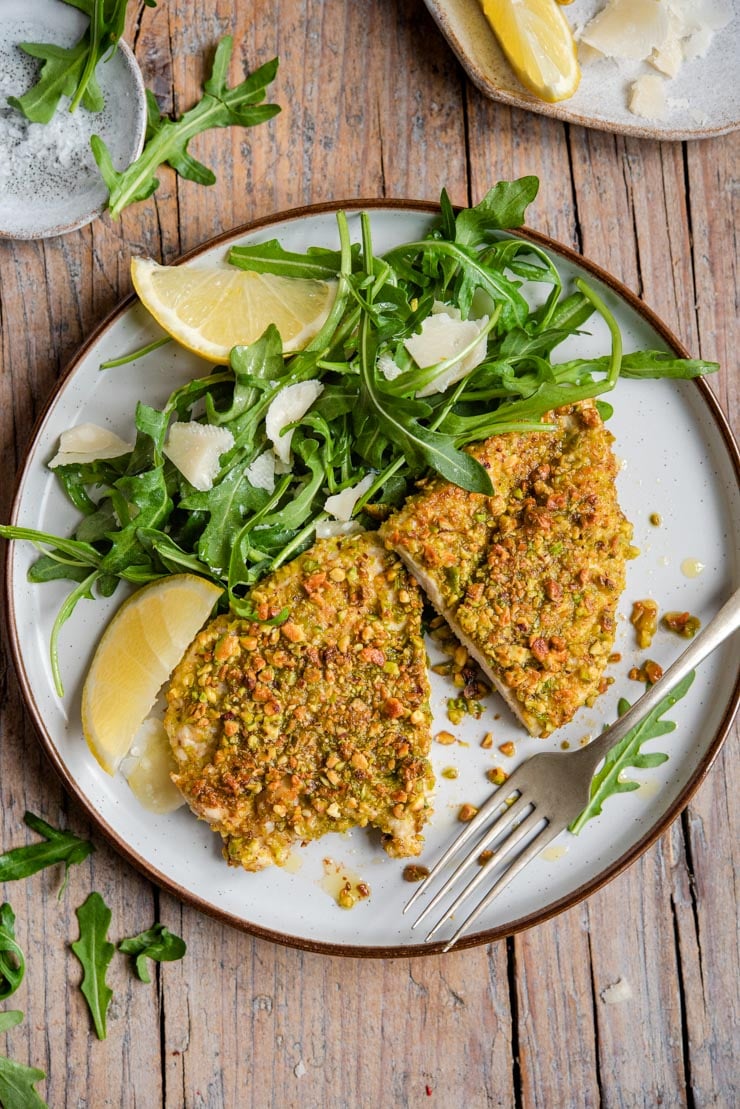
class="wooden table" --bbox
[1,3,737,1105]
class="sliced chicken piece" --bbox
[381,402,635,737]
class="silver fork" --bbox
[405,587,740,952]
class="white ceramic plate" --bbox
[0,0,147,239]
[5,202,739,955]
[423,0,740,141]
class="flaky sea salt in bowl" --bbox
[0,0,147,240]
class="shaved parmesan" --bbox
[666,0,732,34]
[48,422,133,468]
[650,35,683,78]
[405,306,489,398]
[163,422,234,492]
[579,0,734,116]
[245,450,276,492]
[629,74,667,119]
[315,519,363,539]
[581,1,670,61]
[265,380,324,464]
[378,352,403,381]
[324,473,375,522]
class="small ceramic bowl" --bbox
[0,0,147,239]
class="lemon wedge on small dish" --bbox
[81,574,222,775]
[131,257,337,364]
[481,0,581,103]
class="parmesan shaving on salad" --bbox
[163,422,234,492]
[265,380,324,464]
[48,423,133,468]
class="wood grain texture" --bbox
[0,1,737,1106]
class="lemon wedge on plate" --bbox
[481,0,581,103]
[131,257,337,364]
[81,574,222,775]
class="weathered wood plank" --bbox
[0,2,737,1107]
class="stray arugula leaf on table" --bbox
[0,1011,47,1109]
[570,671,696,834]
[0,813,93,893]
[0,1055,47,1109]
[91,35,280,218]
[70,892,115,1041]
[0,906,25,1001]
[8,0,156,125]
[118,923,186,983]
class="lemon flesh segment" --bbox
[481,0,581,103]
[81,574,223,775]
[131,257,338,364]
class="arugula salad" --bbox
[0,178,716,697]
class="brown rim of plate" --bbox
[4,198,739,958]
[422,0,740,143]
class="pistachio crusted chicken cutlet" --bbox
[164,533,434,871]
[380,402,635,738]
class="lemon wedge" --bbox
[81,574,223,775]
[481,0,581,103]
[131,257,337,364]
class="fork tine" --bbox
[424,807,546,940]
[439,821,566,952]
[410,793,533,930]
[404,788,528,918]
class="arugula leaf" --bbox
[0,1008,45,1109]
[71,892,115,1040]
[0,1012,23,1036]
[0,906,25,1001]
[118,923,186,983]
[0,813,93,891]
[229,240,345,280]
[454,177,540,247]
[91,37,280,218]
[579,350,718,380]
[7,0,154,124]
[569,672,695,834]
[0,1053,47,1109]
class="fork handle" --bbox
[578,586,740,768]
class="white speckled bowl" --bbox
[0,0,147,239]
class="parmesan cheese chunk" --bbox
[629,74,667,120]
[377,352,404,381]
[650,34,683,78]
[324,473,375,522]
[405,305,489,398]
[580,0,670,61]
[48,422,133,468]
[265,380,324,464]
[245,450,276,492]
[163,422,234,492]
[314,519,363,539]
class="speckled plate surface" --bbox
[0,0,147,239]
[424,0,740,141]
[5,201,739,955]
